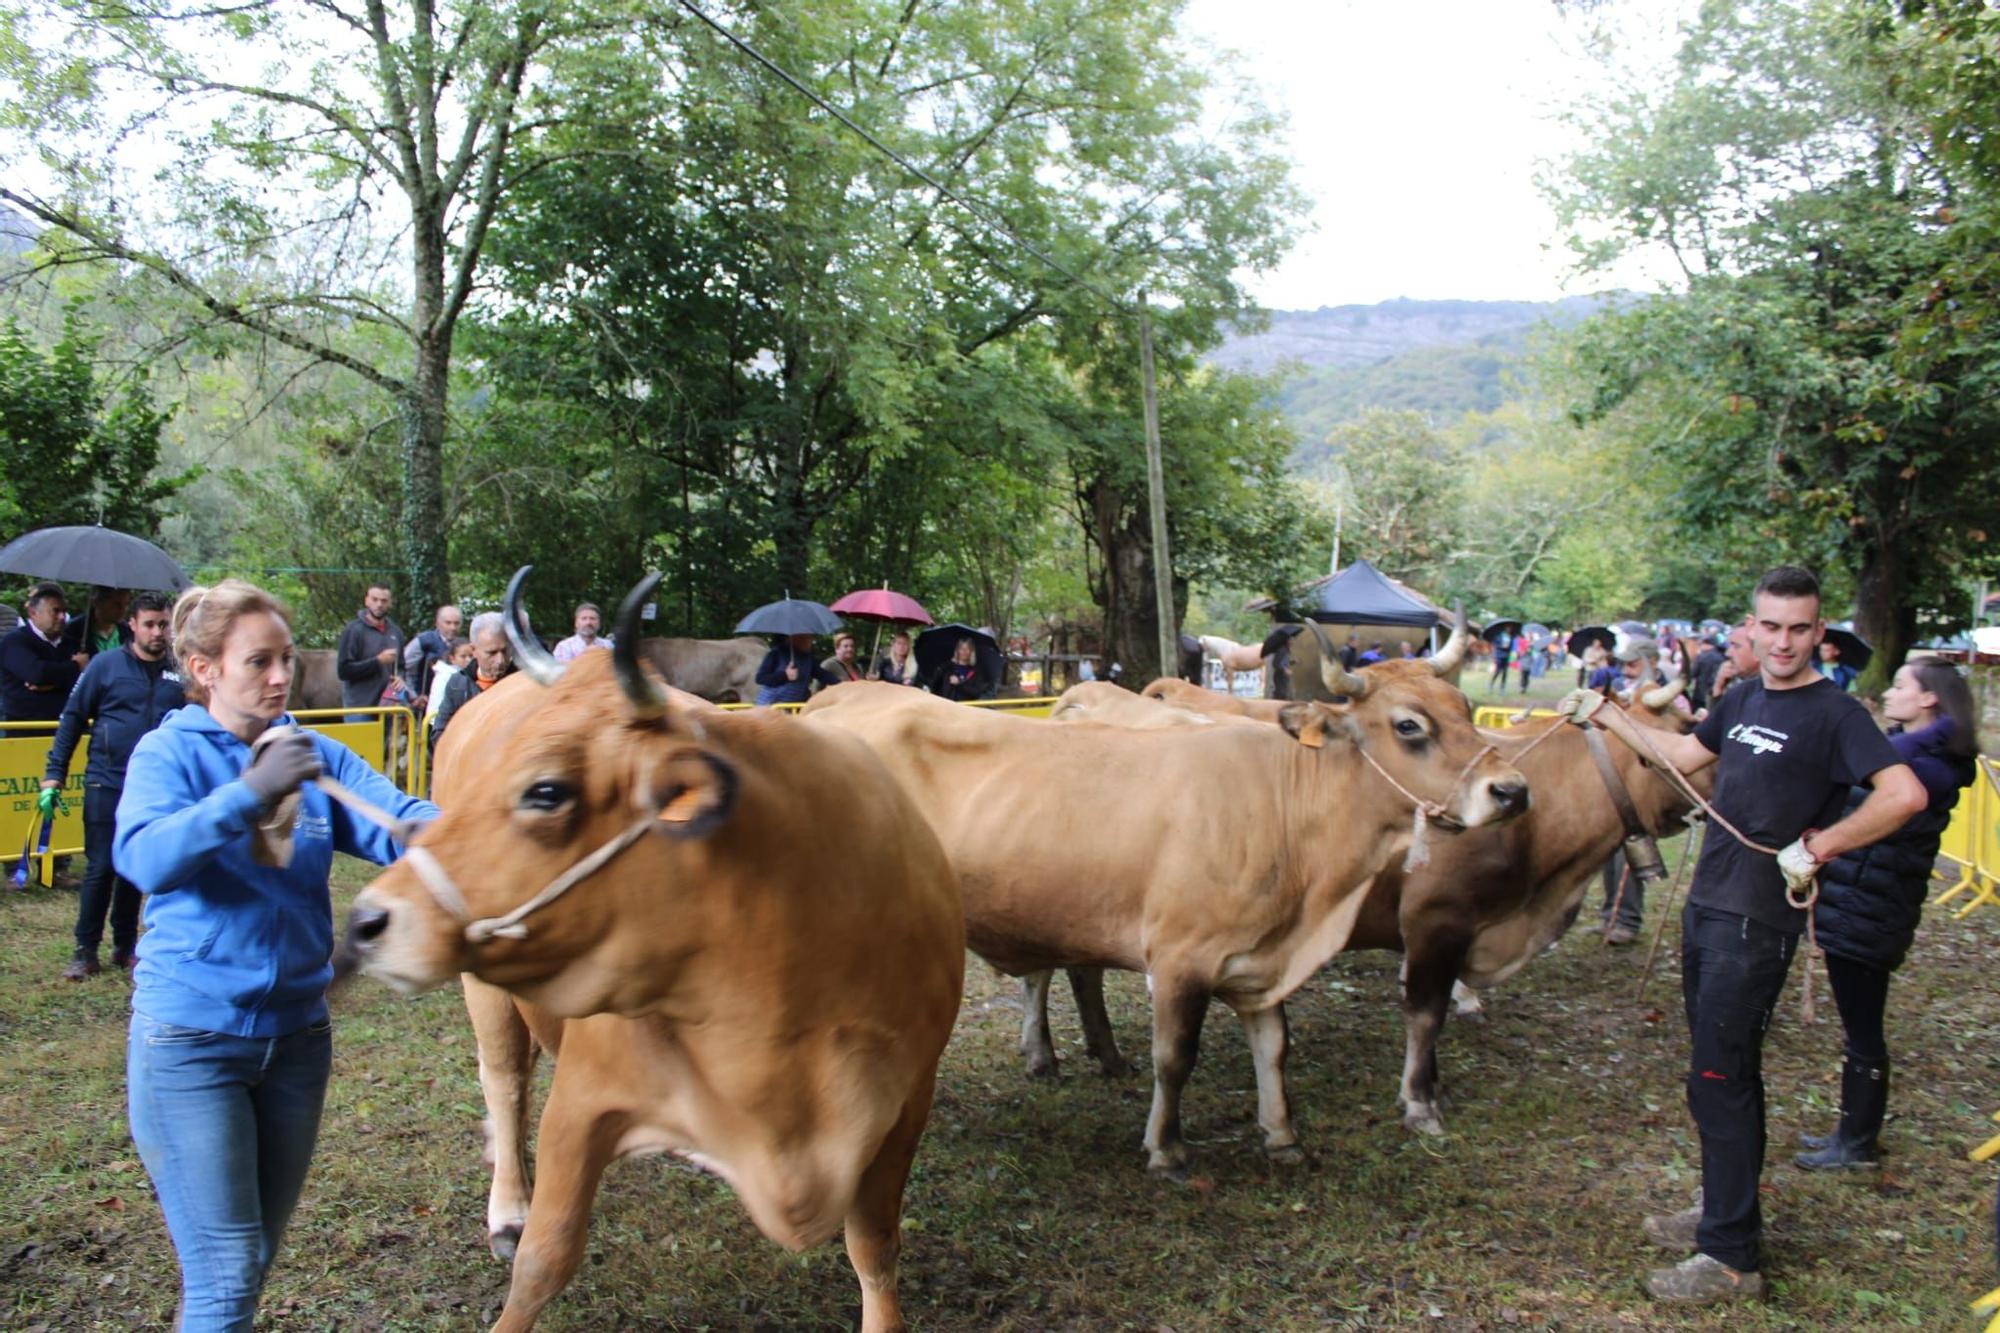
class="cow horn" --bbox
[613,572,669,717]
[1427,605,1470,676]
[503,566,565,687]
[1305,619,1370,698]
[1643,678,1686,711]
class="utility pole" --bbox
[1139,291,1176,681]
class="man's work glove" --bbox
[243,727,321,810]
[1777,837,1820,896]
[1556,687,1605,726]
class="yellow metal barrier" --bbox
[1933,757,2000,918]
[1473,706,1555,730]
[3,707,424,887]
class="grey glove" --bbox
[243,726,322,809]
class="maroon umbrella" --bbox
[831,586,933,675]
[831,587,933,626]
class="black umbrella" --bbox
[1822,623,1873,673]
[915,623,1003,690]
[1568,625,1616,657]
[0,525,190,590]
[733,597,842,637]
[1480,618,1522,645]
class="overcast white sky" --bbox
[1178,0,1696,309]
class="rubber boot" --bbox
[1794,1059,1886,1170]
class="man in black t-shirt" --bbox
[1562,566,1924,1305]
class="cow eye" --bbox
[519,780,576,812]
[1393,718,1426,739]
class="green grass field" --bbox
[2,838,1995,1330]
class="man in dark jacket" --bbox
[40,591,183,977]
[432,612,515,740]
[400,602,463,706]
[0,582,85,723]
[754,633,841,706]
[56,585,132,663]
[335,583,406,722]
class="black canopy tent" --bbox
[1302,559,1445,629]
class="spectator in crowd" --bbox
[1077,658,1096,683]
[1708,621,1757,708]
[1515,632,1534,695]
[1,582,85,724]
[873,630,920,685]
[0,600,18,637]
[1689,633,1728,711]
[401,604,463,704]
[42,591,184,980]
[1488,631,1514,693]
[1817,639,1858,692]
[1340,634,1360,670]
[1579,638,1609,689]
[334,583,405,724]
[114,578,436,1332]
[1580,565,1922,1304]
[755,633,841,706]
[1591,638,1668,945]
[931,637,994,701]
[552,603,609,663]
[821,630,866,684]
[1358,641,1385,665]
[58,585,132,663]
[432,613,515,739]
[1796,655,1977,1172]
[424,637,474,734]
[1397,639,1416,659]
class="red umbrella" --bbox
[831,587,933,626]
[831,587,933,677]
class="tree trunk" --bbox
[1086,477,1169,687]
[400,348,450,615]
[1851,539,1910,694]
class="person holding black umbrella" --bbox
[754,633,842,706]
[58,585,132,663]
[0,582,85,724]
[931,637,995,701]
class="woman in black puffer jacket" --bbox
[1798,656,1979,1170]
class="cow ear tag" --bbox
[645,750,741,839]
[1277,704,1328,749]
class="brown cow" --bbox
[635,635,767,702]
[1056,679,1706,1137]
[286,647,342,711]
[1050,680,1256,731]
[802,616,1528,1175]
[1141,675,1295,723]
[340,571,963,1333]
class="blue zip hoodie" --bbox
[114,706,439,1037]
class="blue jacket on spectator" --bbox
[43,644,187,791]
[754,644,841,706]
[0,622,81,722]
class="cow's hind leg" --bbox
[1019,971,1059,1078]
[1068,967,1134,1077]
[464,976,536,1259]
[1142,971,1211,1178]
[844,1071,936,1333]
[492,1077,617,1333]
[1232,1000,1304,1164]
[1398,933,1469,1137]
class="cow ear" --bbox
[1279,702,1348,749]
[646,749,740,839]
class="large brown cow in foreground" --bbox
[802,616,1529,1175]
[1052,676,1705,1137]
[341,572,963,1333]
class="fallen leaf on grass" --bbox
[1185,1174,1215,1200]
[91,1196,124,1211]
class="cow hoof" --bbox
[1453,1004,1486,1024]
[1264,1143,1307,1167]
[1023,1051,1060,1079]
[489,1225,522,1262]
[1147,1160,1190,1183]
[1403,1107,1446,1138]
[1095,1056,1135,1079]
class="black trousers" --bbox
[1680,903,1799,1273]
[73,784,139,953]
[1599,848,1644,929]
[1823,951,1891,1068]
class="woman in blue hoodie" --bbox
[114,580,437,1331]
[1797,655,1978,1171]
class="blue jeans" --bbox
[127,1013,333,1332]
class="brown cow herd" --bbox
[339,569,1705,1331]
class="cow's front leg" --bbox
[843,1072,936,1333]
[1232,1000,1304,1164]
[1018,971,1059,1078]
[1142,972,1211,1178]
[464,976,536,1260]
[1397,933,1469,1137]
[491,1085,617,1333]
[1067,967,1134,1077]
